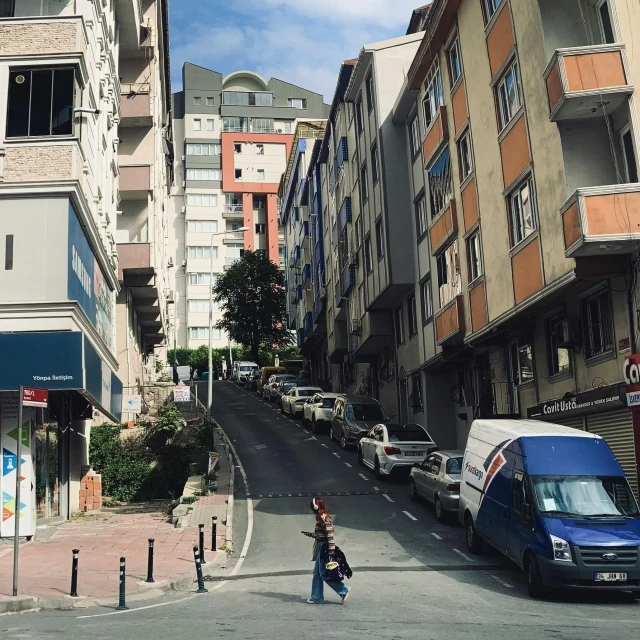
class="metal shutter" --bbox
[550,415,585,430]
[586,410,638,498]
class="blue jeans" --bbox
[310,542,350,602]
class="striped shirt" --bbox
[314,513,335,552]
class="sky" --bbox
[169,0,425,102]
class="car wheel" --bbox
[374,457,383,481]
[409,479,418,502]
[526,553,544,599]
[465,514,483,554]
[329,427,334,442]
[280,404,285,414]
[357,446,364,466]
[435,496,445,522]
[311,418,318,434]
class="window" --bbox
[206,96,214,107]
[235,169,242,179]
[375,218,384,260]
[193,96,201,106]
[187,220,218,233]
[436,241,461,307]
[188,299,218,312]
[371,143,379,184]
[423,60,444,130]
[252,118,274,133]
[283,121,293,133]
[447,36,463,86]
[496,60,523,131]
[206,119,214,131]
[257,144,264,155]
[187,246,218,259]
[255,224,266,234]
[509,177,537,246]
[7,68,75,138]
[188,272,217,285]
[356,96,364,134]
[620,126,638,183]
[509,333,534,386]
[231,223,240,231]
[597,0,615,44]
[234,143,242,154]
[5,235,13,270]
[0,0,14,17]
[365,236,372,273]
[546,313,571,376]
[222,116,248,132]
[187,194,217,207]
[457,129,474,181]
[395,305,405,345]
[581,288,614,359]
[288,98,307,109]
[428,147,453,218]
[421,278,433,321]
[415,194,428,238]
[466,231,483,282]
[257,169,265,180]
[410,373,423,412]
[365,72,374,112]
[408,295,417,337]
[360,164,368,202]
[186,143,220,156]
[223,91,274,106]
[189,327,221,340]
[409,115,421,158]
[186,169,221,181]
[482,0,502,22]
[193,118,202,131]
[253,195,265,210]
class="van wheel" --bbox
[435,496,445,522]
[526,553,544,599]
[465,514,483,554]
[311,418,318,434]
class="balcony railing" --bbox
[223,204,243,213]
[335,137,348,170]
[435,295,465,345]
[338,197,352,233]
[302,263,312,286]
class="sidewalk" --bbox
[0,428,233,612]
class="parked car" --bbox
[257,366,287,395]
[262,374,296,402]
[275,379,305,406]
[409,450,463,521]
[357,423,436,480]
[245,370,261,391]
[330,395,389,449]
[460,419,640,598]
[303,393,341,433]
[281,386,323,418]
[233,361,259,384]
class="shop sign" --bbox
[174,386,190,403]
[527,384,626,420]
[22,388,48,408]
[123,394,142,413]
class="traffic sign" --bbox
[21,388,48,408]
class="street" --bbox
[4,380,640,639]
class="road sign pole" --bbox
[12,386,24,596]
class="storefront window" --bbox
[35,421,59,520]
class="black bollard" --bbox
[146,539,155,583]
[199,524,206,564]
[193,546,208,593]
[117,557,129,610]
[211,516,217,552]
[70,549,79,597]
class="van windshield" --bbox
[531,476,639,518]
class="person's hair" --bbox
[310,497,329,520]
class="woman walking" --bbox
[302,497,351,604]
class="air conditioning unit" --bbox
[167,257,174,267]
[166,289,175,303]
[348,250,358,267]
[181,155,185,162]
[557,318,577,348]
[181,205,186,214]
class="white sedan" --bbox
[281,386,323,418]
[358,423,437,480]
[302,392,341,433]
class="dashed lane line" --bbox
[358,473,369,481]
[372,486,380,491]
[491,575,513,589]
[333,452,341,458]
[403,511,417,521]
[345,463,353,468]
[382,493,394,503]
[453,548,474,562]
[321,443,329,448]
[431,533,442,540]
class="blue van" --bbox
[459,419,640,598]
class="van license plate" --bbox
[404,452,423,457]
[594,572,627,582]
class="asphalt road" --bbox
[6,380,640,639]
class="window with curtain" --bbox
[428,147,453,219]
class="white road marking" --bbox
[77,596,197,618]
[431,533,442,540]
[491,575,513,589]
[255,444,267,450]
[344,463,353,468]
[321,444,329,448]
[213,581,228,591]
[358,474,369,481]
[333,452,340,458]
[372,486,380,491]
[382,493,394,503]
[310,436,318,441]
[403,511,417,521]
[453,548,474,562]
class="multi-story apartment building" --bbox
[0,0,152,527]
[390,0,640,494]
[115,0,172,418]
[170,64,328,351]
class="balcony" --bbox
[562,184,640,257]
[313,296,326,327]
[304,311,314,334]
[355,311,392,359]
[302,263,312,287]
[328,321,349,363]
[120,84,152,127]
[429,201,458,255]
[422,107,448,167]
[338,197,352,233]
[223,232,246,243]
[223,203,244,219]
[336,265,355,307]
[335,137,348,170]
[117,242,152,280]
[435,295,465,345]
[119,165,151,199]
[0,15,87,58]
[544,44,632,122]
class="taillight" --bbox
[384,446,402,455]
[447,483,460,492]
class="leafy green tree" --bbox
[167,348,192,366]
[213,250,292,363]
[189,345,224,373]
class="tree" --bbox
[167,348,191,366]
[214,250,292,363]
[189,345,224,373]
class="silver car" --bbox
[409,450,463,522]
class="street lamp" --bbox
[207,227,249,420]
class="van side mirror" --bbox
[521,503,532,523]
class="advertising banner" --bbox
[0,392,35,538]
[123,394,142,413]
[174,386,191,403]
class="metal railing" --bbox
[223,204,243,213]
[121,82,151,95]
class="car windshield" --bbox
[531,476,639,518]
[388,429,431,442]
[240,366,254,372]
[347,404,387,421]
[446,457,463,475]
[275,375,294,382]
[297,390,316,397]
[282,382,298,391]
[322,398,336,408]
